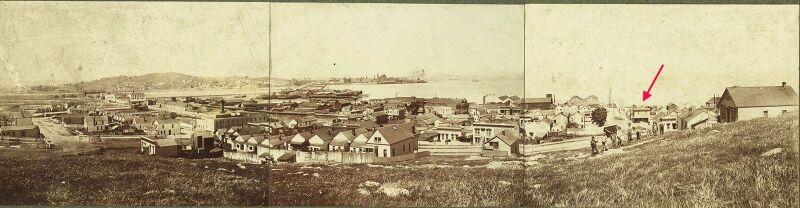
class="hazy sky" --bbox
[0,2,524,85]
[525,5,799,106]
[271,3,523,79]
[0,2,271,86]
[1,3,798,107]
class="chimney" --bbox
[501,130,506,136]
[221,100,226,113]
[782,82,786,87]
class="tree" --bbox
[591,107,608,127]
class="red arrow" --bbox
[642,64,665,101]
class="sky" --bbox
[0,2,271,86]
[1,3,798,107]
[0,2,524,85]
[524,5,800,106]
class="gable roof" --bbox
[679,108,718,120]
[333,131,355,142]
[246,134,267,145]
[329,138,350,146]
[375,125,414,144]
[350,131,374,148]
[289,132,313,145]
[722,86,798,108]
[489,130,520,145]
[259,134,285,147]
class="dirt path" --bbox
[32,118,81,143]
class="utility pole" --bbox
[521,5,526,157]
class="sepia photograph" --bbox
[0,1,797,207]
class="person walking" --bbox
[627,130,633,142]
[590,136,598,155]
[636,131,641,141]
[602,136,608,151]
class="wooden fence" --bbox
[224,151,263,164]
[297,151,430,164]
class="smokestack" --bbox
[221,100,226,113]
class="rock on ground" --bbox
[357,188,371,196]
[498,180,512,186]
[761,148,784,157]
[377,183,411,197]
[360,181,381,187]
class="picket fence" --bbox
[224,151,264,164]
[297,151,430,164]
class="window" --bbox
[197,137,204,149]
[490,142,499,149]
[763,111,769,117]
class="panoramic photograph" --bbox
[0,2,798,207]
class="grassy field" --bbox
[0,113,796,206]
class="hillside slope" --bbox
[524,112,799,207]
[73,72,289,91]
[0,113,795,206]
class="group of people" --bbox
[590,130,644,156]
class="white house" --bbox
[350,131,373,153]
[470,122,516,144]
[483,130,520,156]
[432,125,465,142]
[329,131,356,151]
[552,113,569,131]
[657,110,679,133]
[524,120,551,139]
[308,130,335,152]
[288,132,313,150]
[367,125,417,157]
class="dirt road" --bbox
[32,118,80,142]
[524,136,595,154]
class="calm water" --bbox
[142,80,524,104]
[328,80,524,103]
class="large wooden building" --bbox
[717,83,798,123]
[520,94,555,110]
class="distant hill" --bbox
[72,72,290,92]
